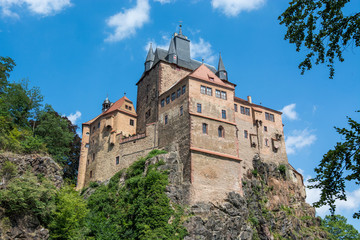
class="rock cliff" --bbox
[0,153,63,240]
[148,152,329,240]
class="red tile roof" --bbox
[189,64,235,89]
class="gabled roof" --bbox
[83,96,136,125]
[188,64,235,89]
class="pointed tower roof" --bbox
[146,43,154,62]
[218,53,226,72]
[168,37,176,55]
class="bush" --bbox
[0,160,17,181]
[0,171,56,224]
[278,164,286,176]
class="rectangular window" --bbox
[215,89,221,98]
[130,119,134,126]
[222,110,226,119]
[182,85,186,94]
[90,171,93,178]
[125,105,128,109]
[145,110,151,119]
[202,123,208,134]
[206,87,212,96]
[197,103,202,113]
[166,96,170,104]
[244,130,248,139]
[177,88,181,97]
[165,115,168,125]
[85,143,89,148]
[264,126,267,132]
[92,153,95,161]
[221,91,227,100]
[241,106,250,116]
[116,156,119,165]
[200,85,206,94]
[97,122,100,128]
[129,106,132,110]
[265,138,269,146]
[161,99,165,107]
[265,112,275,122]
[180,106,183,116]
[171,92,176,101]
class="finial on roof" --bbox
[216,52,228,81]
[179,21,183,35]
[102,95,111,112]
[124,92,126,96]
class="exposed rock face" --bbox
[0,153,63,240]
[147,152,329,240]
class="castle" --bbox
[76,27,293,204]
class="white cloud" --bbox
[0,0,71,17]
[211,0,266,17]
[190,38,216,64]
[144,34,170,52]
[67,111,81,125]
[280,103,298,120]
[285,129,316,155]
[154,0,172,4]
[105,0,150,42]
[304,175,360,217]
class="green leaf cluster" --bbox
[279,0,360,78]
[308,113,360,219]
[322,215,360,240]
[86,150,187,239]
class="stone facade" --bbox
[77,29,289,205]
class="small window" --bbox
[92,126,95,132]
[97,122,100,128]
[265,112,275,122]
[145,110,151,119]
[206,87,212,96]
[221,91,227,100]
[116,156,119,165]
[200,85,206,94]
[234,104,238,112]
[215,89,221,98]
[182,85,186,94]
[209,77,214,81]
[90,171,93,178]
[244,130,248,139]
[87,159,89,165]
[264,126,267,132]
[222,110,226,119]
[130,119,134,126]
[180,106,183,116]
[202,123,208,134]
[197,103,202,113]
[165,115,168,125]
[92,153,95,161]
[125,105,128,109]
[177,88,181,97]
[85,143,89,148]
[86,132,90,135]
[241,106,250,116]
[129,106,132,111]
[161,99,165,107]
[171,92,176,101]
[166,96,170,104]
[265,138,269,147]
[218,126,225,138]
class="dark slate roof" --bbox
[217,53,226,72]
[145,43,154,62]
[153,47,217,73]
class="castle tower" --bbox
[167,37,177,64]
[145,43,154,71]
[216,53,228,81]
[102,97,111,112]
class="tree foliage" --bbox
[49,185,89,240]
[308,113,360,219]
[323,215,360,240]
[279,0,360,78]
[86,149,187,239]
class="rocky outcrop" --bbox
[0,153,63,240]
[146,152,329,240]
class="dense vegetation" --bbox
[0,150,187,239]
[0,56,80,183]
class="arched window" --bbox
[218,126,225,138]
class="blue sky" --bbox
[1,0,360,229]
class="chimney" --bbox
[247,96,252,103]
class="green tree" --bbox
[34,105,74,163]
[0,56,15,92]
[279,0,360,78]
[323,215,360,240]
[49,185,89,240]
[308,113,360,219]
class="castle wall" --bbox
[76,125,90,190]
[158,62,191,95]
[190,151,242,204]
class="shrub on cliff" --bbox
[86,149,187,239]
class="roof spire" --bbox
[144,43,155,71]
[216,52,228,81]
[167,36,177,63]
